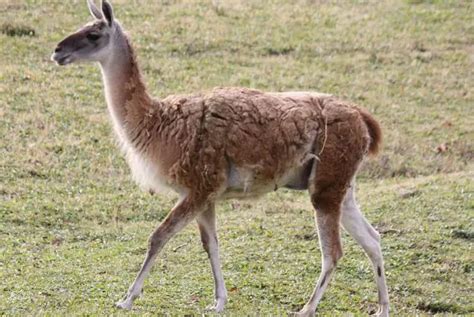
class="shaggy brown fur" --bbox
[52,2,388,315]
[119,46,381,199]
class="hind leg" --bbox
[297,189,344,317]
[341,185,389,316]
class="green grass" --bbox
[1,0,473,315]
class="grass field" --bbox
[1,0,473,315]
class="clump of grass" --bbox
[1,23,36,37]
[262,46,294,56]
[452,229,474,241]
[416,301,462,314]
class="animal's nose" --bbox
[54,45,63,53]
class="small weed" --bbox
[1,23,35,37]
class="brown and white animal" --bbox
[51,1,389,316]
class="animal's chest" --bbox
[126,149,174,194]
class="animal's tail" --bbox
[358,107,382,156]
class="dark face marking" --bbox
[53,21,109,63]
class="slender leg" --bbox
[196,204,227,312]
[341,186,390,317]
[297,200,343,317]
[116,195,206,310]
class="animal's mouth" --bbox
[51,52,74,66]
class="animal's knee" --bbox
[322,247,343,269]
[148,229,166,255]
[366,240,383,260]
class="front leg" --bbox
[196,204,228,312]
[116,195,207,310]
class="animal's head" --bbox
[51,0,117,66]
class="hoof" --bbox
[293,309,315,317]
[115,300,132,310]
[373,304,389,317]
[374,309,389,317]
[205,298,226,313]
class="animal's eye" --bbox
[87,33,101,41]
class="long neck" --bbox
[99,24,154,144]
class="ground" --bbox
[0,0,473,315]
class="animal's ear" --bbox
[102,0,114,26]
[87,0,103,20]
